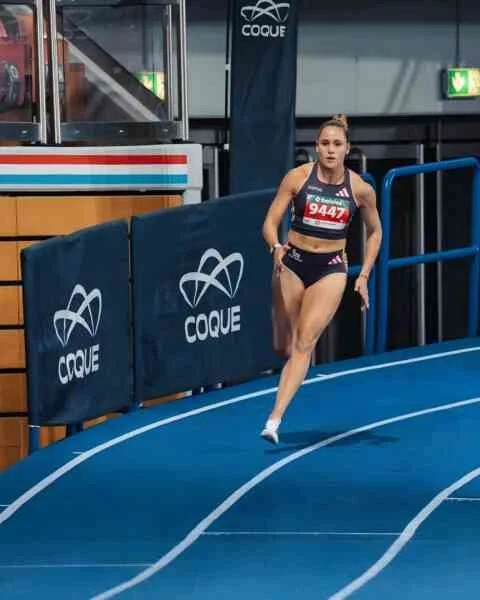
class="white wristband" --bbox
[270,242,282,254]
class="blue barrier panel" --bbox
[22,220,132,446]
[377,157,480,352]
[131,189,283,401]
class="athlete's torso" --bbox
[290,163,358,241]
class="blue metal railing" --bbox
[352,171,377,355]
[377,157,480,353]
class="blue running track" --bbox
[1,338,480,599]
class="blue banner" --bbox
[22,221,131,426]
[132,189,281,400]
[229,0,298,193]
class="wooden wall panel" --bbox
[0,330,25,369]
[40,427,66,448]
[143,392,187,408]
[0,418,27,471]
[0,242,19,280]
[0,286,22,325]
[17,286,23,325]
[0,446,24,471]
[17,240,38,280]
[0,198,16,235]
[17,196,101,235]
[93,195,182,222]
[0,374,27,412]
[16,195,182,235]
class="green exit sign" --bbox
[136,71,165,100]
[444,68,480,98]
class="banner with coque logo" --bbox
[22,221,132,426]
[131,189,282,401]
[229,0,298,193]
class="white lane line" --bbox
[1,345,478,531]
[0,563,152,569]
[329,467,480,600]
[312,346,480,383]
[202,531,400,537]
[446,496,480,502]
[0,387,279,528]
[90,395,480,600]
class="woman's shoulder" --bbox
[348,169,376,206]
[278,162,314,192]
[290,161,314,175]
[288,162,315,184]
[348,169,375,193]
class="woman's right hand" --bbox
[273,244,289,276]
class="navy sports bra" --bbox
[290,163,358,240]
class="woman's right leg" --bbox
[262,272,347,443]
[261,268,304,443]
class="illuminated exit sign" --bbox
[136,71,165,100]
[443,68,480,98]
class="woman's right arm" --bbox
[262,169,298,251]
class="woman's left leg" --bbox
[266,272,347,431]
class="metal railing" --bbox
[376,157,480,353]
[358,171,377,355]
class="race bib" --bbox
[302,194,350,230]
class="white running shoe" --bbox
[261,427,279,444]
[260,418,280,444]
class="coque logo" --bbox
[53,284,102,346]
[53,284,102,385]
[240,0,290,38]
[241,0,290,22]
[179,248,243,308]
[179,249,244,344]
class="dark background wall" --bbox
[187,0,480,118]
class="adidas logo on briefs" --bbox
[328,255,343,265]
[335,187,349,198]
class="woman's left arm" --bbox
[353,178,382,310]
[357,180,382,279]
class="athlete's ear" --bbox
[346,142,351,155]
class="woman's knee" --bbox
[293,333,317,355]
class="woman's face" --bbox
[315,126,349,170]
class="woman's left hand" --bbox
[354,276,369,311]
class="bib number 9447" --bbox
[303,195,350,226]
